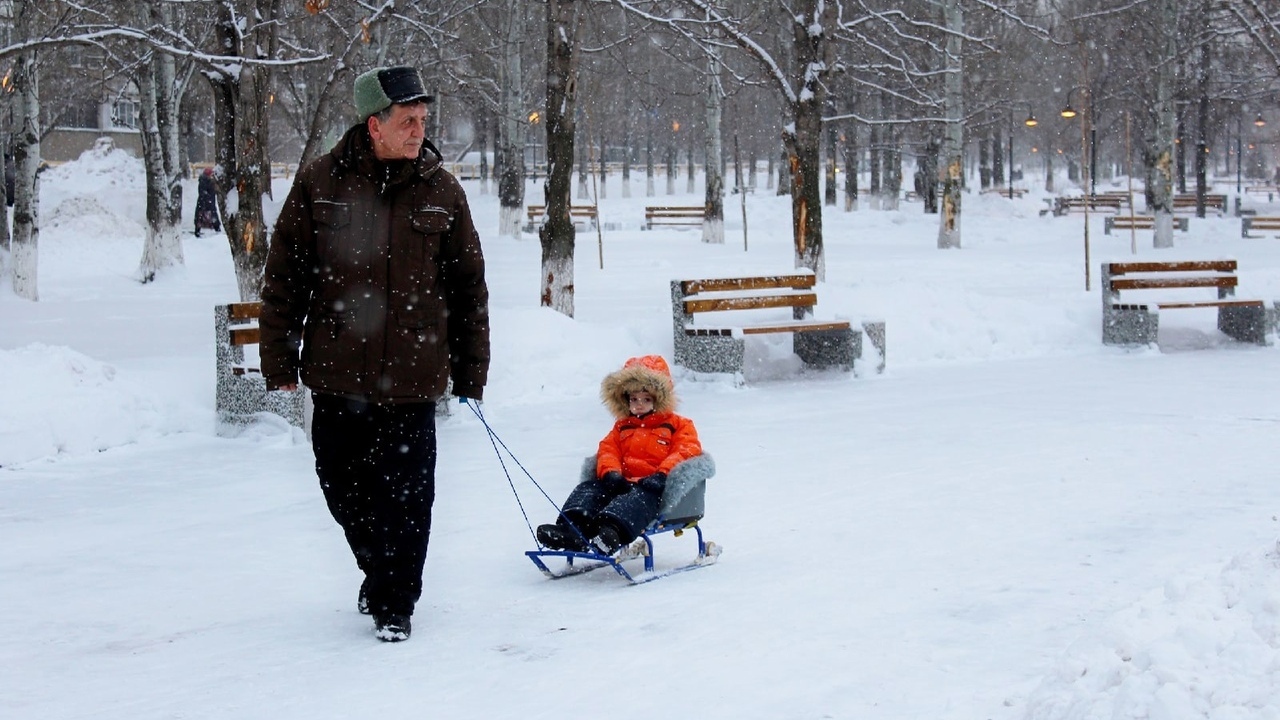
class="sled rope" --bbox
[464,400,593,549]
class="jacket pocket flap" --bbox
[411,209,452,234]
[314,201,351,228]
[396,309,436,330]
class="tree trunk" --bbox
[540,0,578,317]
[978,129,991,190]
[477,111,489,194]
[868,122,881,209]
[686,133,695,194]
[497,0,526,237]
[937,0,964,249]
[922,139,939,214]
[666,136,676,195]
[136,45,184,283]
[1195,37,1209,217]
[784,0,834,279]
[576,123,589,200]
[621,104,632,198]
[1151,0,1177,249]
[991,129,1004,190]
[213,1,277,301]
[9,50,38,301]
[645,114,655,196]
[882,93,901,211]
[824,99,837,206]
[843,122,858,212]
[702,38,724,244]
[597,130,607,199]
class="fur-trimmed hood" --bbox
[600,355,677,419]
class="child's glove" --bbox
[638,472,667,495]
[599,470,627,493]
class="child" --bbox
[537,355,703,555]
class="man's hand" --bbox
[274,383,298,392]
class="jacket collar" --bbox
[331,123,443,186]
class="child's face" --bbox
[628,391,655,415]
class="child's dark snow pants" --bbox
[558,479,661,543]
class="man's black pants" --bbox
[311,393,437,618]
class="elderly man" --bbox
[259,66,490,642]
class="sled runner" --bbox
[526,454,720,584]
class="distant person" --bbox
[536,355,703,555]
[193,168,220,236]
[258,66,490,643]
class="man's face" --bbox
[369,103,427,161]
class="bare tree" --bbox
[541,0,580,316]
[204,1,280,302]
[937,0,964,249]
[702,22,724,244]
[135,1,185,283]
[497,0,528,237]
[8,1,42,300]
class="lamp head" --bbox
[1060,105,1077,119]
[1255,114,1266,127]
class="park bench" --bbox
[645,205,705,229]
[1244,185,1278,197]
[215,302,307,434]
[982,187,1027,198]
[1103,215,1188,235]
[1241,216,1280,238]
[1171,193,1227,215]
[1053,195,1124,216]
[1100,260,1276,346]
[524,204,598,232]
[670,273,885,377]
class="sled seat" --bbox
[526,454,719,584]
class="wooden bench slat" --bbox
[740,320,850,334]
[1153,300,1263,310]
[684,319,851,337]
[1108,260,1236,274]
[685,293,816,314]
[682,274,815,295]
[1108,276,1237,291]
[526,205,598,220]
[227,302,262,320]
[229,326,261,346]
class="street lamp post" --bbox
[1009,104,1038,199]
[1237,112,1243,194]
[1061,85,1091,290]
[1238,110,1266,193]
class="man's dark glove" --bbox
[638,472,667,496]
[599,470,627,493]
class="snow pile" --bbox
[41,142,146,241]
[0,344,165,466]
[1022,546,1280,720]
[43,138,147,189]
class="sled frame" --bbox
[525,518,719,585]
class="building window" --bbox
[111,99,137,129]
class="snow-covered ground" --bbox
[4,147,1280,719]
